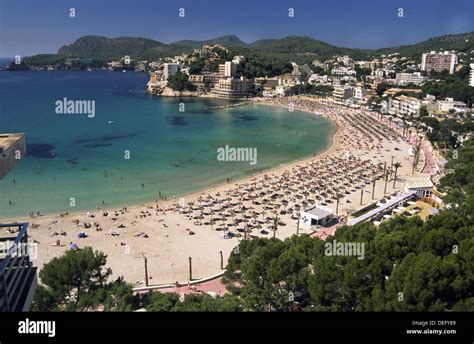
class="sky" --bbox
[0,0,473,57]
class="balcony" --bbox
[0,223,37,311]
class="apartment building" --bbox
[163,63,178,80]
[470,63,474,87]
[218,61,237,77]
[331,66,356,76]
[202,72,222,87]
[254,77,279,89]
[421,51,458,74]
[395,72,427,85]
[437,98,467,112]
[387,95,422,117]
[211,77,251,99]
[332,86,353,103]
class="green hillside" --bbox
[18,31,474,67]
[173,34,248,47]
[376,32,474,58]
[57,35,193,61]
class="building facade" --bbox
[395,72,427,85]
[421,51,458,74]
[211,77,251,99]
[470,63,474,87]
[162,63,178,81]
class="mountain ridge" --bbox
[48,31,474,63]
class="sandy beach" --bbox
[1,96,418,287]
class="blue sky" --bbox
[0,0,473,56]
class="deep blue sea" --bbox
[0,71,335,217]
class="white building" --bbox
[470,63,474,87]
[331,66,356,76]
[163,63,178,81]
[300,205,334,227]
[421,51,458,74]
[211,77,250,99]
[387,95,422,117]
[395,72,427,85]
[275,85,291,96]
[437,98,467,112]
[332,86,353,103]
[404,175,434,198]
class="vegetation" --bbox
[422,66,474,105]
[376,32,474,59]
[32,247,137,311]
[288,84,334,97]
[57,35,193,61]
[167,71,197,92]
[14,31,474,73]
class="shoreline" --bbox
[0,99,341,222]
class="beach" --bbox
[1,95,417,287]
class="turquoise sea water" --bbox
[0,71,335,217]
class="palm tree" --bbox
[335,193,343,215]
[384,170,389,194]
[412,144,421,174]
[371,177,376,199]
[393,162,402,188]
[272,216,280,239]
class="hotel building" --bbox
[211,77,251,99]
[421,51,458,74]
[395,72,427,85]
[470,63,474,87]
[218,61,237,77]
[163,63,179,81]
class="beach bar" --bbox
[300,204,334,227]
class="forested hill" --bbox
[24,31,474,65]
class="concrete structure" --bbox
[332,86,353,103]
[163,63,178,81]
[469,63,474,87]
[331,66,356,76]
[202,72,222,87]
[211,77,251,99]
[218,61,236,77]
[437,98,467,113]
[254,77,279,89]
[0,133,26,180]
[421,51,458,74]
[348,191,417,226]
[395,72,427,85]
[300,205,334,227]
[387,95,422,117]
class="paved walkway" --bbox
[421,141,437,174]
